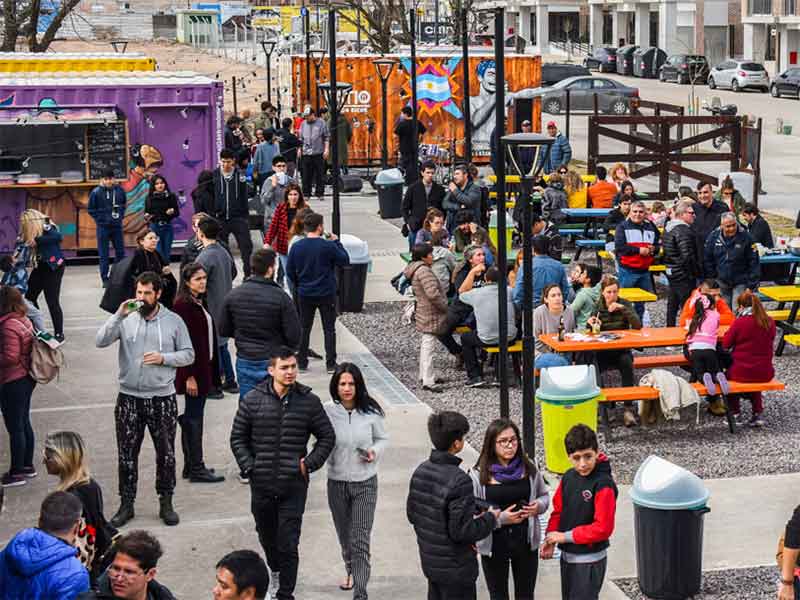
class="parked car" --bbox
[583,47,617,73]
[707,60,769,92]
[525,76,639,115]
[541,63,591,86]
[659,54,710,84]
[632,46,667,78]
[616,45,640,76]
[770,67,800,98]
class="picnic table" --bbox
[399,249,519,265]
[562,208,612,241]
[619,288,657,303]
[759,285,800,356]
[539,326,695,354]
[759,252,800,284]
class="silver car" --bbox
[707,60,769,93]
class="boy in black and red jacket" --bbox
[541,424,618,600]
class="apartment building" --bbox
[742,0,800,70]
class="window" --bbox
[567,79,592,90]
[741,62,765,71]
[593,79,615,88]
[785,0,797,15]
[748,0,771,14]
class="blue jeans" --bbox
[149,222,174,263]
[408,229,418,252]
[535,354,570,369]
[218,342,235,384]
[236,357,269,400]
[97,223,125,282]
[616,265,653,319]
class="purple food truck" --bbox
[0,72,223,255]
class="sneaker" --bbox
[238,471,250,484]
[326,363,338,374]
[308,348,323,360]
[1,472,26,487]
[268,571,280,599]
[623,409,638,428]
[731,412,745,427]
[422,384,444,393]
[222,380,240,394]
[20,466,37,479]
[54,333,65,343]
[749,414,765,428]
[207,388,225,400]
[466,377,487,388]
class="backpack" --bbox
[28,330,64,384]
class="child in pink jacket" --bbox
[685,294,729,396]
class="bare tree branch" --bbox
[336,0,412,53]
[29,0,81,52]
[1,0,80,52]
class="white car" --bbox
[707,60,769,93]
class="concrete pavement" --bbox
[1,190,796,599]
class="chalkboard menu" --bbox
[87,121,128,180]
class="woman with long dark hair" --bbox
[264,182,307,289]
[469,418,549,600]
[190,170,214,215]
[145,174,179,262]
[0,285,36,488]
[130,229,176,308]
[171,263,224,483]
[43,430,116,581]
[324,363,389,597]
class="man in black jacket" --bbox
[219,248,301,400]
[532,215,564,261]
[663,200,701,326]
[230,350,335,600]
[692,181,728,269]
[211,148,253,279]
[407,411,509,600]
[742,202,774,248]
[402,160,446,251]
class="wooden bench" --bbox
[632,354,689,369]
[767,309,791,321]
[600,379,785,434]
[485,342,523,384]
[783,334,800,347]
[574,238,605,263]
[455,326,472,334]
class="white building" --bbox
[742,0,800,72]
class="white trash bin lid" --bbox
[629,455,710,510]
[374,168,404,185]
[536,364,600,403]
[339,233,370,264]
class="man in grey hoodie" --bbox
[96,271,194,529]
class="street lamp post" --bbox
[318,79,352,236]
[304,6,311,107]
[461,7,472,161]
[499,132,554,458]
[409,8,419,184]
[373,58,398,170]
[260,39,277,107]
[310,49,326,113]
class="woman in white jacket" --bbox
[470,418,550,600]
[325,363,389,599]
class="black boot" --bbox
[110,501,135,528]
[158,494,179,526]
[188,417,225,483]
[178,414,191,479]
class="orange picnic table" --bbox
[539,326,728,353]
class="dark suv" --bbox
[584,47,617,73]
[659,54,710,84]
[541,63,591,86]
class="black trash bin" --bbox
[375,169,404,219]
[337,234,370,313]
[630,456,711,600]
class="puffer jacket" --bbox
[538,133,572,174]
[404,261,448,335]
[406,450,496,586]
[703,226,760,289]
[542,182,568,224]
[218,277,301,361]
[0,528,90,600]
[0,312,34,385]
[230,377,335,496]
[662,219,701,284]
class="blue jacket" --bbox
[253,141,280,175]
[513,254,569,308]
[538,133,572,174]
[35,226,65,271]
[286,236,350,298]
[0,528,89,600]
[88,185,125,227]
[1,240,32,294]
[703,226,760,289]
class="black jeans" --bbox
[597,350,635,407]
[251,480,309,600]
[399,153,415,185]
[462,330,490,379]
[297,294,337,368]
[437,304,471,356]
[0,376,36,473]
[427,581,477,600]
[560,557,606,600]
[301,153,325,198]
[221,217,253,278]
[26,263,65,337]
[481,549,539,600]
[666,278,694,327]
[184,394,207,420]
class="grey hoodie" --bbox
[431,246,456,296]
[96,306,195,398]
[324,401,390,482]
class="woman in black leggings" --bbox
[21,210,66,342]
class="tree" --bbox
[336,0,412,54]
[1,0,82,52]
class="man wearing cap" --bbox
[537,121,572,174]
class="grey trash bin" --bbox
[337,234,370,313]
[375,168,404,219]
[630,456,711,600]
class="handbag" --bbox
[25,326,64,385]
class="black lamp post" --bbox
[499,132,554,459]
[304,6,311,108]
[318,78,353,237]
[310,49,326,113]
[373,57,398,170]
[461,7,472,161]
[260,39,277,107]
[409,7,419,184]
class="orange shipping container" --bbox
[291,53,541,166]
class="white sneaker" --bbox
[268,571,280,599]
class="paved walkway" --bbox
[1,189,795,599]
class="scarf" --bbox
[490,456,525,483]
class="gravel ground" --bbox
[340,288,800,484]
[614,566,781,599]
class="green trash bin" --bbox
[488,209,515,254]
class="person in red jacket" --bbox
[679,279,735,328]
[541,424,617,600]
[264,182,307,293]
[0,285,36,488]
[722,290,776,427]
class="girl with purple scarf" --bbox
[470,418,550,600]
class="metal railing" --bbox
[550,39,592,57]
